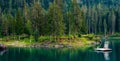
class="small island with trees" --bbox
[0,0,120,48]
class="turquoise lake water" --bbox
[0,38,120,61]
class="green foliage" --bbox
[38,36,54,42]
[85,34,95,40]
[72,0,84,35]
[110,33,120,37]
[33,29,39,42]
[26,20,33,35]
[47,2,65,36]
[30,2,46,36]
[15,9,25,35]
[0,0,120,41]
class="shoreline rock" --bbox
[27,43,72,48]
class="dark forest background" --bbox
[0,0,120,38]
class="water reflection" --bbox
[103,51,111,61]
[0,39,120,61]
[95,40,112,61]
[95,51,111,61]
[0,50,7,56]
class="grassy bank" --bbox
[0,34,101,48]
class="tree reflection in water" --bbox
[103,51,112,61]
[0,50,7,56]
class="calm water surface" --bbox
[0,38,120,61]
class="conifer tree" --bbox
[15,9,25,40]
[31,2,45,35]
[72,0,84,35]
[47,2,65,36]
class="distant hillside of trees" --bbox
[0,0,119,11]
[0,0,120,38]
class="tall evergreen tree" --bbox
[15,9,25,40]
[47,2,65,36]
[108,11,116,34]
[0,8,2,37]
[72,0,84,35]
[1,14,10,36]
[104,19,107,36]
[111,11,116,34]
[66,11,74,35]
[97,3,102,34]
[30,2,45,35]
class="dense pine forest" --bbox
[0,0,120,41]
[0,0,120,61]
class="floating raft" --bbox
[95,48,112,51]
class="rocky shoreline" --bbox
[25,41,100,48]
[1,38,101,48]
[28,43,72,48]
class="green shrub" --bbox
[68,35,74,38]
[110,33,120,37]
[78,34,82,38]
[33,30,39,42]
[38,36,55,42]
[93,36,100,42]
[87,34,95,40]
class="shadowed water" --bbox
[0,38,120,61]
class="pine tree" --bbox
[10,16,16,40]
[15,8,25,40]
[72,0,84,35]
[23,1,33,36]
[26,20,33,36]
[97,3,102,34]
[108,11,116,34]
[81,5,88,34]
[1,14,9,36]
[66,11,74,35]
[111,11,116,34]
[94,10,98,34]
[118,8,120,32]
[104,19,107,36]
[47,2,65,36]
[54,0,64,9]
[0,8,2,37]
[30,2,45,35]
[1,14,12,41]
